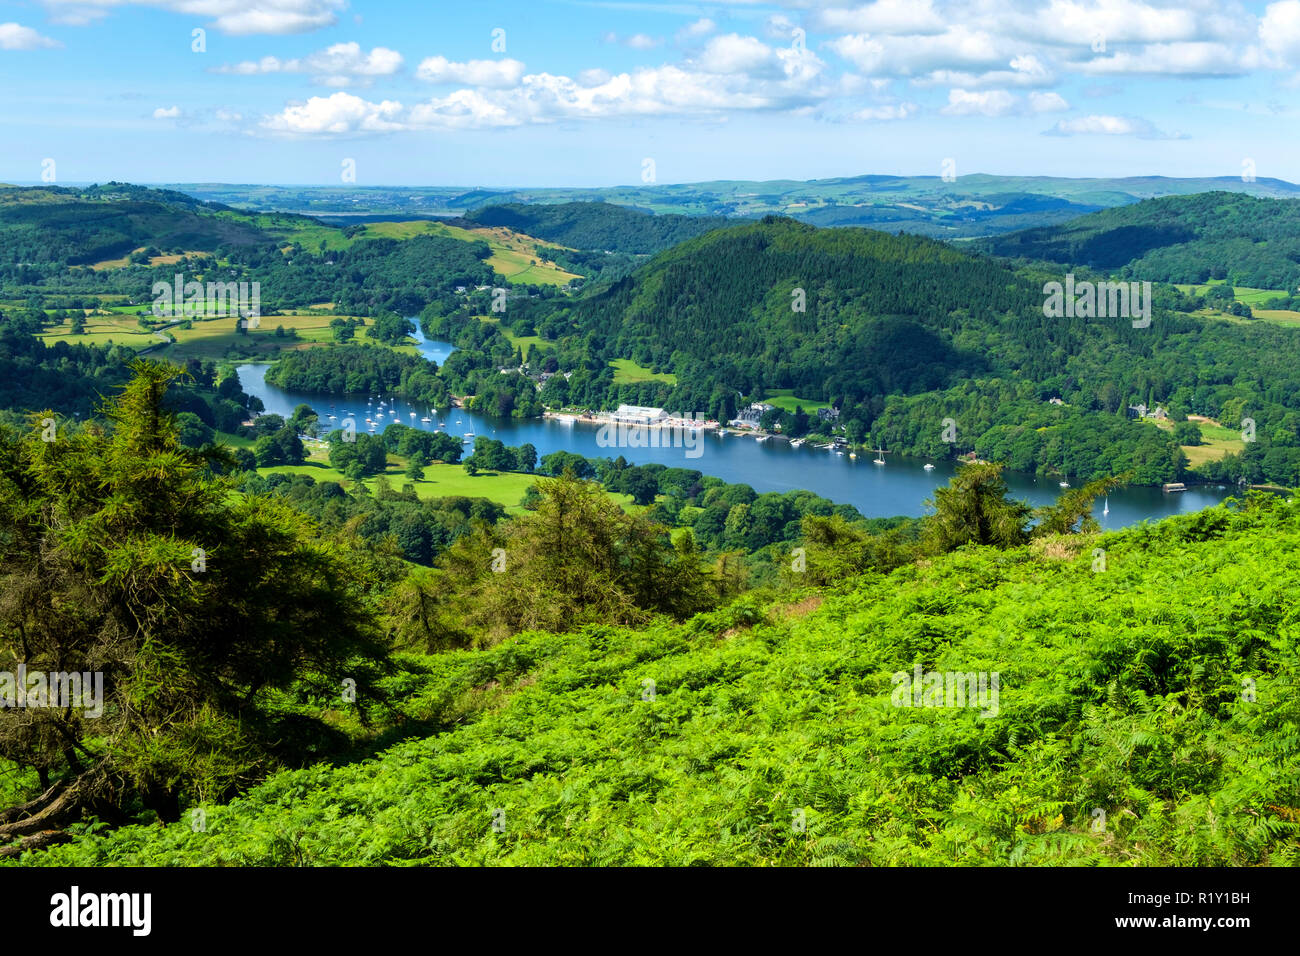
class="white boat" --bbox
[1103,496,1109,516]
[873,445,886,465]
[849,452,857,459]
[923,463,935,471]
[409,411,416,417]
[421,417,431,423]
[790,438,804,448]
[1059,481,1070,488]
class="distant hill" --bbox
[0,184,267,266]
[977,191,1300,289]
[462,201,735,254]
[169,174,1300,238]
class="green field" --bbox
[1181,420,1246,469]
[609,358,678,386]
[38,316,160,349]
[478,315,545,354]
[47,313,386,362]
[1174,280,1300,325]
[1173,279,1283,306]
[763,389,832,414]
[258,443,633,514]
[257,460,540,511]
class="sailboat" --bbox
[872,445,886,465]
[1102,496,1109,517]
[923,462,935,471]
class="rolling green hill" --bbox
[0,184,268,266]
[978,191,1300,290]
[462,201,735,255]
[17,495,1300,866]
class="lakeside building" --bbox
[612,405,669,426]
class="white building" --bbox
[613,404,669,425]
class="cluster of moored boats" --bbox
[316,397,476,443]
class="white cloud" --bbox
[1028,90,1069,112]
[815,0,946,36]
[1044,112,1184,137]
[848,101,918,120]
[0,22,60,49]
[261,54,835,136]
[1261,0,1300,63]
[918,53,1055,89]
[941,88,1018,116]
[416,56,526,88]
[261,91,404,134]
[1070,41,1250,75]
[40,0,346,35]
[1047,113,1144,133]
[828,26,1011,78]
[940,87,1069,116]
[152,105,181,118]
[677,18,715,43]
[603,31,663,49]
[218,42,402,85]
[1011,0,1217,46]
[697,34,780,74]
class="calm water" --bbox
[237,327,1235,527]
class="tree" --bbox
[517,443,538,473]
[0,360,388,843]
[370,312,415,344]
[1173,421,1202,446]
[1034,474,1127,537]
[404,474,716,647]
[175,411,214,448]
[923,462,1032,552]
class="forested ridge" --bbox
[463,201,735,255]
[978,191,1300,289]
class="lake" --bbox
[237,327,1236,528]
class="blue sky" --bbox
[2,0,1300,186]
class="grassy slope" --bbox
[259,445,634,513]
[764,389,832,414]
[22,498,1300,866]
[260,460,541,513]
[609,358,677,386]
